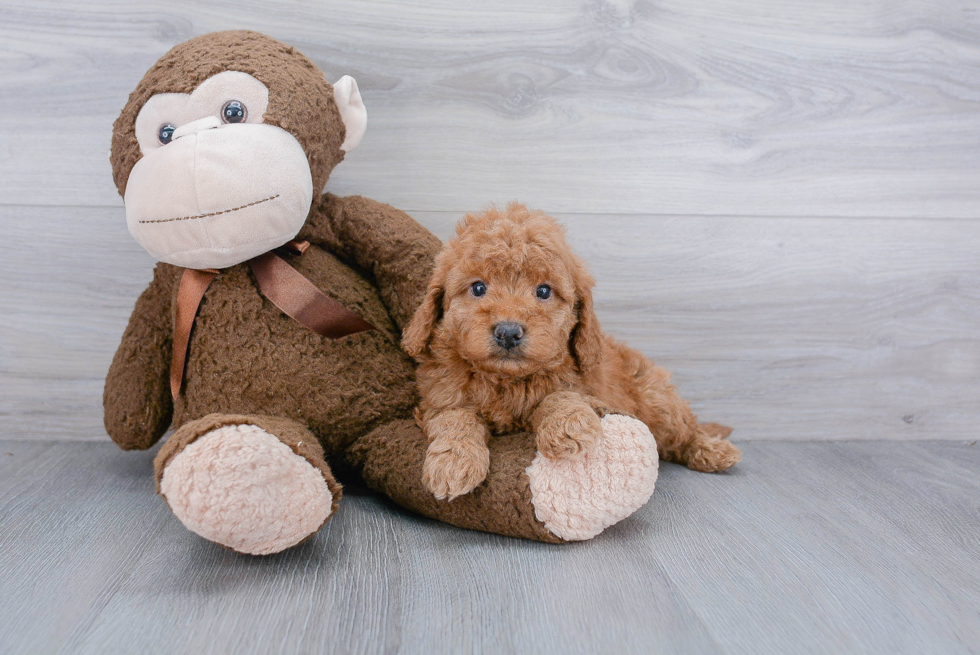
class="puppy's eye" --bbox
[221,100,247,124]
[470,281,487,297]
[536,284,552,300]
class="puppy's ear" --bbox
[403,263,447,359]
[569,255,603,374]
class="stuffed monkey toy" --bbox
[105,31,661,554]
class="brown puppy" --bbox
[403,203,741,500]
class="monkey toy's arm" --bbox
[103,262,179,450]
[300,193,442,331]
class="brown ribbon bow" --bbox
[169,240,376,399]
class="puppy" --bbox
[403,203,740,500]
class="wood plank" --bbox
[66,497,721,655]
[1,440,978,653]
[1,0,979,216]
[0,440,719,655]
[0,441,169,654]
[638,440,980,654]
[2,205,976,442]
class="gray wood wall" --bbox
[1,0,977,441]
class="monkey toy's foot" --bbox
[154,414,341,555]
[349,414,659,543]
[525,414,659,540]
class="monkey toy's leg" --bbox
[153,414,341,555]
[347,414,660,543]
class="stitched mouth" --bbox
[138,194,279,224]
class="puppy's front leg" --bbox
[422,409,491,501]
[531,391,604,461]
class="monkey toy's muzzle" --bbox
[124,121,314,270]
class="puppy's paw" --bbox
[685,437,741,473]
[537,405,602,461]
[422,436,490,501]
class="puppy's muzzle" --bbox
[493,322,525,350]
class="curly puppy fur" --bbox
[403,203,740,500]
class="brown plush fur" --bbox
[105,32,581,545]
[104,192,435,456]
[403,203,740,499]
[348,420,564,543]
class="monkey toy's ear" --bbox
[333,76,367,152]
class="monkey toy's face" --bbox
[127,71,314,269]
[112,31,366,270]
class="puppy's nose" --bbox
[493,322,525,349]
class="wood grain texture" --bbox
[1,439,978,654]
[1,0,979,216]
[2,205,976,442]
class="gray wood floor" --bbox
[1,439,978,655]
[1,0,979,653]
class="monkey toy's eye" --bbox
[471,281,487,297]
[221,100,247,124]
[157,123,176,145]
[536,284,552,300]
